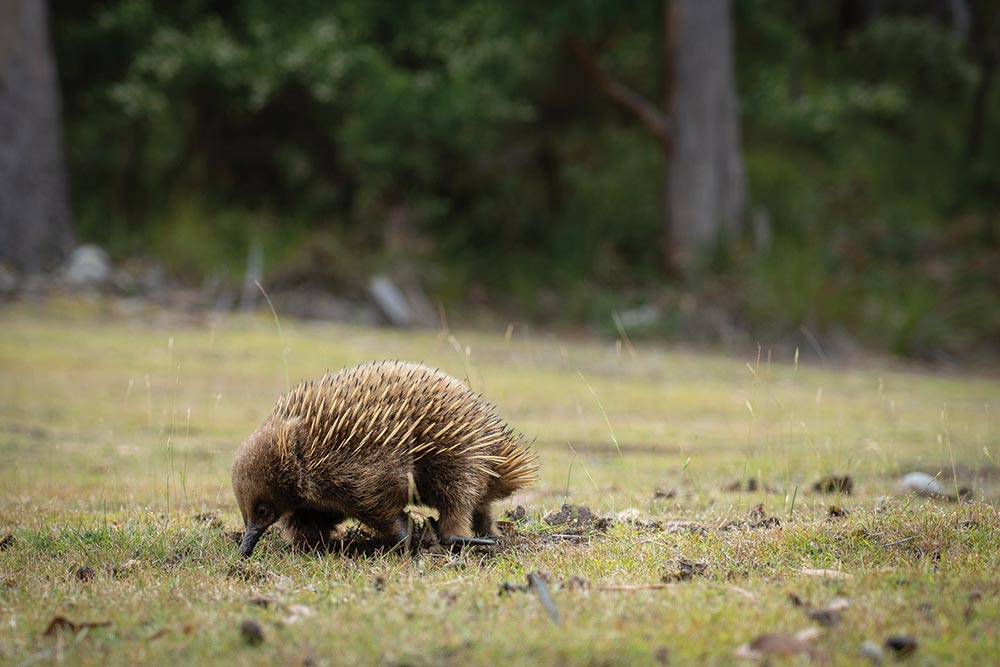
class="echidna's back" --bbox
[272,361,536,493]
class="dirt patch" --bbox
[543,504,594,532]
[827,505,850,520]
[720,504,782,531]
[812,474,854,495]
[193,512,225,529]
[228,562,284,584]
[724,478,778,493]
[661,557,708,582]
[503,505,528,522]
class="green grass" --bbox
[1,297,998,665]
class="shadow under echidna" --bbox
[232,361,538,556]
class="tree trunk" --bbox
[573,0,746,276]
[663,0,746,273]
[0,0,75,273]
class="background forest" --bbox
[7,1,1000,358]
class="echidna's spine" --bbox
[274,360,536,485]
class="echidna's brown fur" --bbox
[232,361,537,555]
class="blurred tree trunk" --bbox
[574,0,746,275]
[966,2,998,159]
[0,0,75,272]
[664,0,746,272]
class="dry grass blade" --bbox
[42,616,111,637]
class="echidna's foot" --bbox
[432,508,494,548]
[436,508,473,543]
[281,508,344,552]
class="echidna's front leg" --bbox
[363,511,413,549]
[281,508,344,552]
[472,505,498,537]
[437,505,496,547]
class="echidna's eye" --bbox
[255,503,268,518]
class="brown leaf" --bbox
[43,616,111,637]
[788,593,850,626]
[735,633,815,660]
[247,596,275,608]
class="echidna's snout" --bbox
[240,524,267,557]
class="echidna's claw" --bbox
[445,535,497,548]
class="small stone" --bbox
[62,245,112,287]
[896,472,943,498]
[860,640,884,664]
[240,618,264,646]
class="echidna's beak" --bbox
[240,525,266,557]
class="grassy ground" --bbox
[1,297,998,666]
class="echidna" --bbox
[232,360,537,556]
